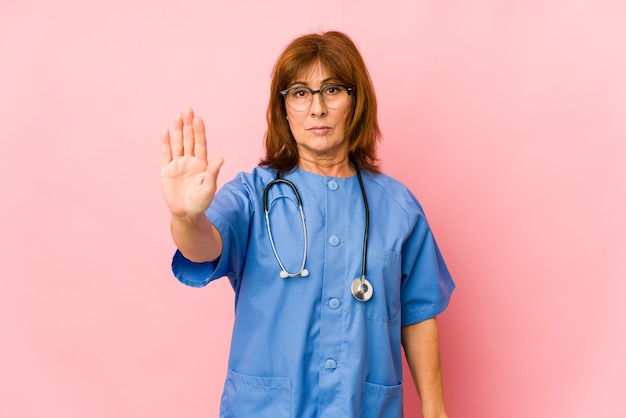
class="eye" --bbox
[323,85,343,96]
[290,87,310,99]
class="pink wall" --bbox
[1,1,624,416]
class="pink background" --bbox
[1,1,625,417]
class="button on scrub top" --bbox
[172,166,455,418]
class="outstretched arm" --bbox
[402,317,448,418]
[160,107,224,262]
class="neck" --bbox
[297,153,355,178]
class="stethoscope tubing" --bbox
[263,163,372,301]
[354,165,369,282]
[263,176,309,278]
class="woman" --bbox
[161,31,455,418]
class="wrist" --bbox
[422,406,447,418]
[171,212,209,226]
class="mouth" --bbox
[307,126,331,134]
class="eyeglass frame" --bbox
[280,84,354,111]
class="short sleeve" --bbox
[171,174,255,291]
[400,212,455,326]
[171,208,243,289]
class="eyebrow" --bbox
[289,78,340,87]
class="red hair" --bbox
[260,31,381,173]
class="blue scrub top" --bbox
[172,166,455,418]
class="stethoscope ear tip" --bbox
[279,269,309,278]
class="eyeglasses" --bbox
[281,84,354,112]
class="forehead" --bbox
[292,60,336,85]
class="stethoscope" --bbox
[263,164,374,302]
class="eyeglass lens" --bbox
[284,85,350,111]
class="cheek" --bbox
[286,109,304,127]
[336,109,351,130]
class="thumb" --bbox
[206,157,225,178]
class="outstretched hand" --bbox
[160,107,224,219]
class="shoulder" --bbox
[234,166,275,187]
[362,171,426,217]
[211,166,276,211]
[222,166,275,195]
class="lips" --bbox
[307,126,331,134]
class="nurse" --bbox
[160,31,455,418]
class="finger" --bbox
[171,112,184,157]
[206,157,225,179]
[193,115,208,162]
[160,129,173,167]
[183,107,195,157]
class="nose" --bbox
[309,91,327,116]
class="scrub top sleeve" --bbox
[171,207,244,290]
[400,213,455,327]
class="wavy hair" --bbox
[260,31,381,173]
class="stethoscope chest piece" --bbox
[351,277,373,302]
[266,163,373,299]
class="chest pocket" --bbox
[359,248,402,322]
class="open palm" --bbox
[160,108,224,218]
